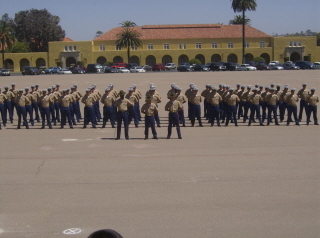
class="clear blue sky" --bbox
[1,0,319,41]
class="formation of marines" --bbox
[0,82,318,139]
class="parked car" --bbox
[177,64,193,72]
[206,62,226,71]
[118,67,130,73]
[165,63,177,70]
[130,66,146,73]
[71,67,85,74]
[111,63,128,69]
[86,64,103,73]
[270,64,284,70]
[223,62,245,71]
[152,63,166,71]
[142,65,152,71]
[294,61,317,69]
[0,69,10,76]
[58,67,72,74]
[45,66,60,74]
[104,66,118,73]
[269,61,280,66]
[255,63,271,70]
[313,62,320,69]
[283,62,300,70]
[241,64,257,71]
[38,66,46,74]
[22,66,39,75]
[192,64,210,71]
[127,63,138,70]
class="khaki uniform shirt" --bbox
[31,91,40,101]
[35,89,43,96]
[15,95,30,107]
[59,95,72,107]
[100,94,115,107]
[201,89,210,98]
[207,93,222,106]
[75,90,83,99]
[188,94,202,105]
[185,88,193,98]
[148,95,161,105]
[134,90,142,100]
[167,89,176,99]
[248,94,262,105]
[279,91,289,102]
[141,102,158,116]
[110,89,118,98]
[114,98,133,112]
[261,91,270,100]
[38,95,53,108]
[146,90,161,99]
[177,94,187,104]
[10,89,18,100]
[72,92,81,102]
[225,94,240,106]
[297,89,310,101]
[217,89,224,96]
[3,91,15,101]
[165,100,183,113]
[24,93,35,105]
[265,94,279,105]
[81,94,95,107]
[125,94,138,106]
[241,91,253,102]
[236,90,245,100]
[307,94,319,106]
[0,93,8,103]
[286,94,299,106]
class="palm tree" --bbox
[119,20,137,27]
[229,15,251,25]
[115,27,142,63]
[0,14,16,68]
[231,0,257,63]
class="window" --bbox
[260,41,265,48]
[196,43,202,49]
[245,42,249,48]
[163,43,170,49]
[73,46,77,51]
[64,46,68,51]
[293,42,297,47]
[68,46,73,51]
[99,45,105,51]
[148,44,153,50]
[116,45,121,50]
[131,45,137,50]
[228,42,234,48]
[178,43,186,49]
[297,41,302,46]
[289,41,293,47]
[212,42,218,48]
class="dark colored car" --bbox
[206,62,226,71]
[71,67,85,74]
[283,62,300,70]
[22,66,39,75]
[177,64,193,72]
[152,63,166,71]
[223,62,245,71]
[104,66,118,73]
[255,63,271,70]
[127,63,138,70]
[192,64,210,71]
[86,64,103,73]
[294,61,316,69]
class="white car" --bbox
[130,66,146,73]
[271,64,284,70]
[118,67,130,73]
[165,63,176,70]
[269,61,280,66]
[313,62,320,69]
[241,64,257,71]
[58,68,72,74]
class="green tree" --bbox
[189,58,201,65]
[229,15,251,25]
[5,42,29,53]
[12,8,65,52]
[231,0,257,63]
[0,14,16,68]
[253,56,265,62]
[119,20,137,27]
[115,27,142,63]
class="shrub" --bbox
[189,58,201,65]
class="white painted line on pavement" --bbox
[63,228,81,235]
[61,139,78,142]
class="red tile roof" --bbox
[94,24,270,41]
[63,37,73,41]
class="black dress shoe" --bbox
[125,137,129,140]
[144,137,148,140]
[115,138,119,140]
[153,136,158,140]
[166,136,170,139]
[260,123,265,126]
[41,126,45,129]
[178,135,182,139]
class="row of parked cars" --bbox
[19,60,320,76]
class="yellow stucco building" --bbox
[2,24,320,71]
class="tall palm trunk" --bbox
[242,9,245,64]
[127,47,130,63]
[1,40,4,68]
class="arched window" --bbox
[4,59,14,70]
[290,52,301,62]
[113,56,123,63]
[130,56,139,65]
[244,53,254,63]
[211,54,221,62]
[178,54,189,64]
[20,58,30,71]
[162,55,172,64]
[146,55,156,66]
[66,57,76,67]
[260,53,270,64]
[227,54,238,63]
[97,56,107,65]
[195,54,205,64]
[36,58,46,68]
